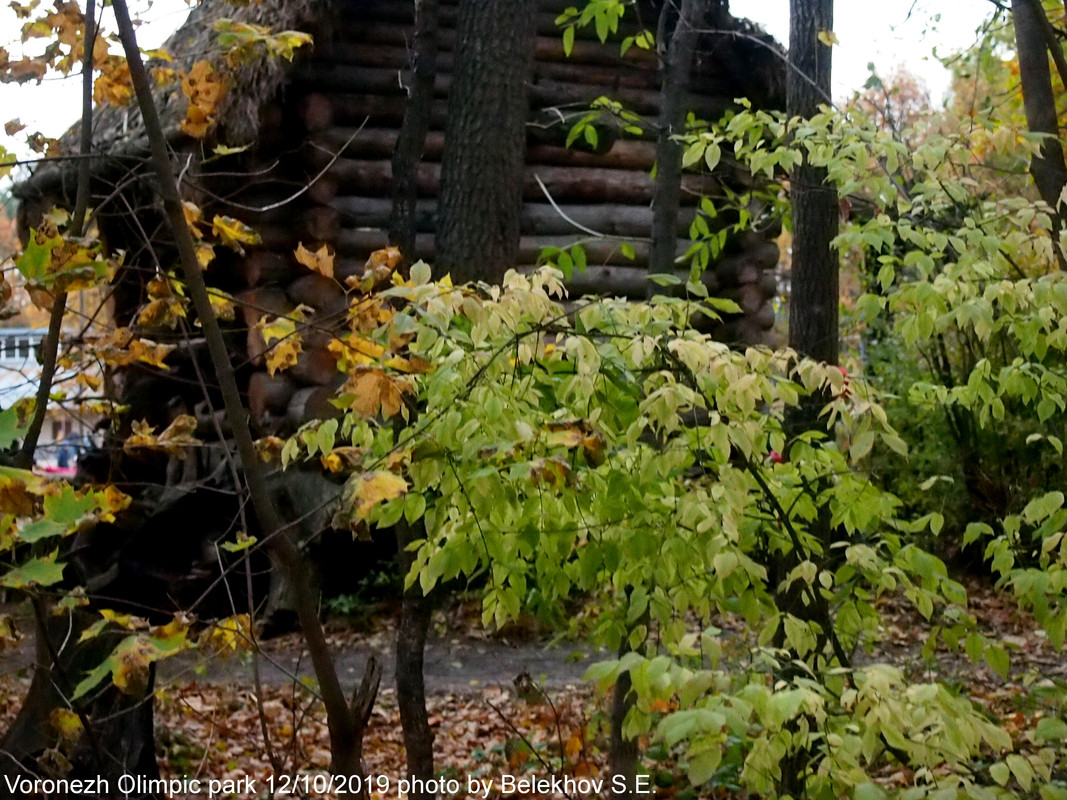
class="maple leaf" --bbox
[0,476,38,517]
[212,215,261,253]
[339,366,414,419]
[124,415,201,457]
[349,247,403,293]
[111,637,154,696]
[208,289,236,321]
[349,471,408,518]
[295,242,335,279]
[93,57,133,106]
[4,118,25,136]
[196,244,216,269]
[136,296,186,329]
[200,614,252,655]
[15,227,62,285]
[257,313,303,376]
[180,60,227,139]
[182,201,205,239]
[254,436,285,462]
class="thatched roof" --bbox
[17,0,324,199]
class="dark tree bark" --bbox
[390,0,440,263]
[649,0,715,275]
[436,0,536,282]
[779,5,838,796]
[608,666,641,800]
[1012,0,1067,253]
[787,0,838,370]
[394,520,435,800]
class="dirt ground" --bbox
[0,583,1064,799]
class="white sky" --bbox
[1,0,997,164]
[740,0,997,103]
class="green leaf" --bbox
[989,761,1010,787]
[854,783,887,800]
[850,430,875,462]
[15,230,61,284]
[1006,754,1033,791]
[647,273,681,287]
[72,656,114,701]
[17,518,66,543]
[0,407,26,449]
[0,555,65,589]
[985,644,1009,679]
[1034,716,1067,743]
[704,142,721,171]
[686,747,721,785]
[43,486,97,526]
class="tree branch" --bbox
[111,0,368,784]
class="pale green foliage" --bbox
[282,264,1026,797]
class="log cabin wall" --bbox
[17,0,784,437]
[217,0,784,431]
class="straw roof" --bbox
[17,0,325,198]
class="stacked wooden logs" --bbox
[230,0,781,429]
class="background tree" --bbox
[787,0,838,371]
[1012,0,1067,256]
[436,0,536,282]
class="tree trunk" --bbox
[779,5,838,796]
[0,610,160,797]
[395,519,435,800]
[608,607,647,800]
[649,0,711,275]
[436,0,536,282]
[390,0,440,263]
[787,0,838,370]
[1012,0,1067,256]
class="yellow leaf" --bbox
[340,367,413,419]
[181,60,226,138]
[211,215,261,252]
[257,314,303,376]
[93,58,133,106]
[529,457,574,489]
[295,242,335,279]
[112,638,153,695]
[352,471,408,518]
[100,485,130,514]
[49,708,83,740]
[817,29,838,46]
[0,476,37,517]
[208,289,236,321]
[196,244,216,269]
[254,436,285,462]
[200,614,252,655]
[136,296,186,329]
[182,201,204,238]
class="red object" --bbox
[41,466,77,477]
[768,450,783,464]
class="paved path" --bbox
[0,608,603,693]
